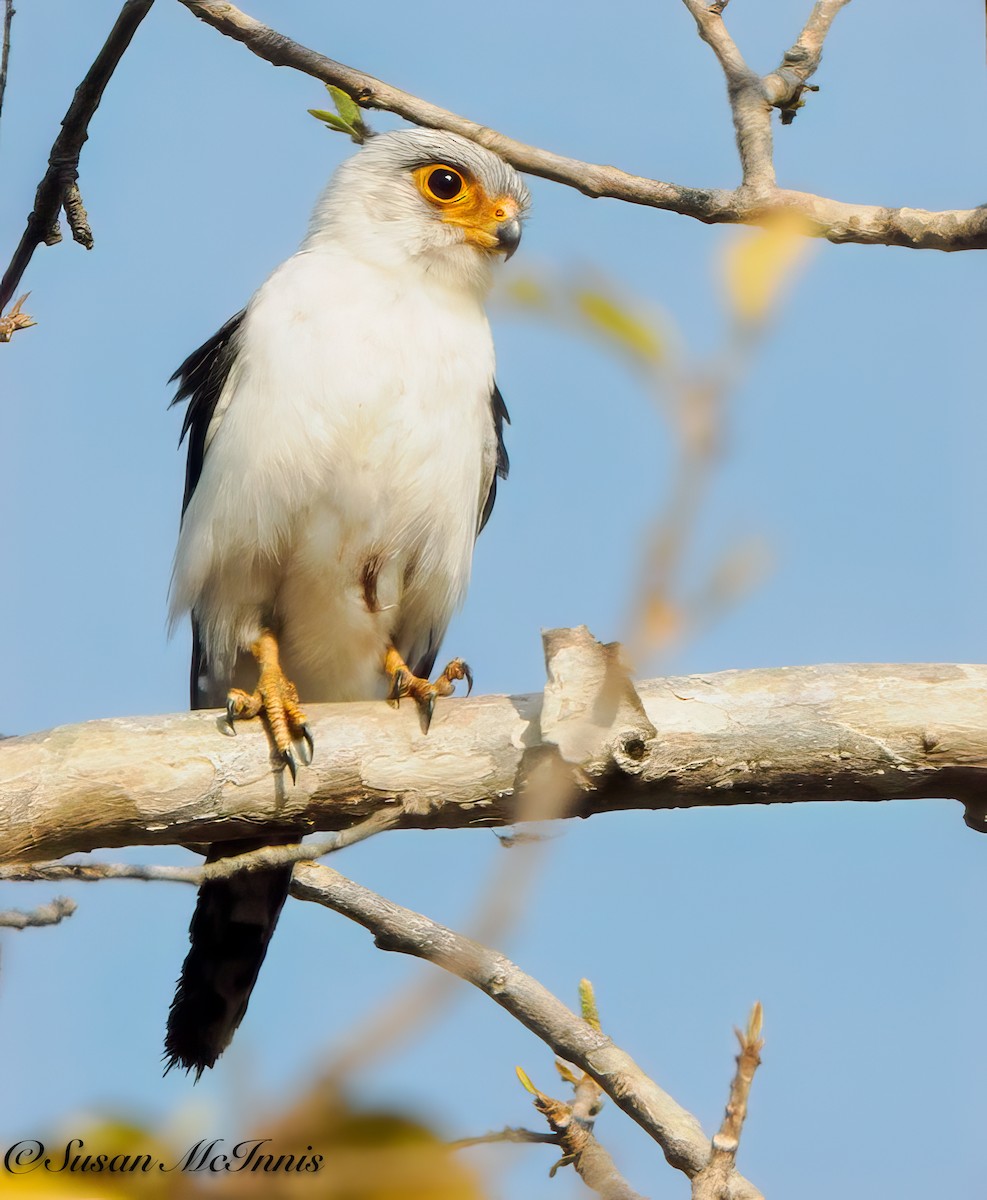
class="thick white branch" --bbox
[2,629,985,862]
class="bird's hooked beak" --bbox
[445,194,523,260]
[495,216,522,260]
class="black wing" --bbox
[169,310,246,515]
[478,381,510,535]
[169,311,246,706]
[413,383,509,680]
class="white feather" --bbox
[170,131,526,704]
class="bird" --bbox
[162,127,530,1078]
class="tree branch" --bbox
[692,1003,764,1200]
[2,628,986,862]
[176,0,986,250]
[764,0,853,123]
[289,862,761,1199]
[680,0,776,191]
[0,0,14,134]
[0,895,76,929]
[0,0,154,318]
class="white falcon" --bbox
[163,128,529,1076]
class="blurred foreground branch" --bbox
[2,628,986,862]
[179,0,987,250]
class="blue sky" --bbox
[2,1,985,1197]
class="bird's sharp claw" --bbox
[225,698,238,734]
[300,724,315,764]
[388,668,407,703]
[463,662,474,696]
[419,693,435,734]
[282,747,298,784]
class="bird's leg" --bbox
[226,630,314,781]
[384,645,473,733]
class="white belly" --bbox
[170,249,498,703]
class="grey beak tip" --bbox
[496,218,522,260]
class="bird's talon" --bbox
[388,668,408,703]
[282,746,298,784]
[418,692,435,734]
[300,725,315,764]
[463,662,474,696]
[225,698,238,733]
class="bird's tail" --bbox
[164,839,292,1079]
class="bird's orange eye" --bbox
[422,166,466,202]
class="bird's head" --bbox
[306,128,531,292]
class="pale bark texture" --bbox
[2,628,985,862]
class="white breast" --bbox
[170,247,498,702]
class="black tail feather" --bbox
[164,840,292,1079]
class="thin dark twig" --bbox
[0,0,14,136]
[0,0,154,316]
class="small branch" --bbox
[680,0,752,86]
[290,862,761,1198]
[0,896,76,929]
[0,0,13,134]
[692,1004,764,1200]
[764,0,852,123]
[176,0,987,250]
[517,988,650,1200]
[0,0,154,316]
[3,644,987,862]
[0,808,403,886]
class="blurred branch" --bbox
[0,0,154,320]
[178,0,987,250]
[450,1127,559,1150]
[692,1003,765,1200]
[0,895,76,928]
[4,630,987,861]
[290,861,761,1199]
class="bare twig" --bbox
[680,0,775,191]
[0,807,403,886]
[0,0,13,134]
[0,896,76,928]
[692,1004,765,1200]
[290,862,761,1198]
[177,0,982,250]
[764,0,853,123]
[0,0,154,317]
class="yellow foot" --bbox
[384,647,473,733]
[226,630,313,782]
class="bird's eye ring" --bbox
[424,166,466,202]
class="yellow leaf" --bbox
[573,289,664,362]
[721,211,814,323]
[502,276,551,309]
[515,1066,540,1096]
